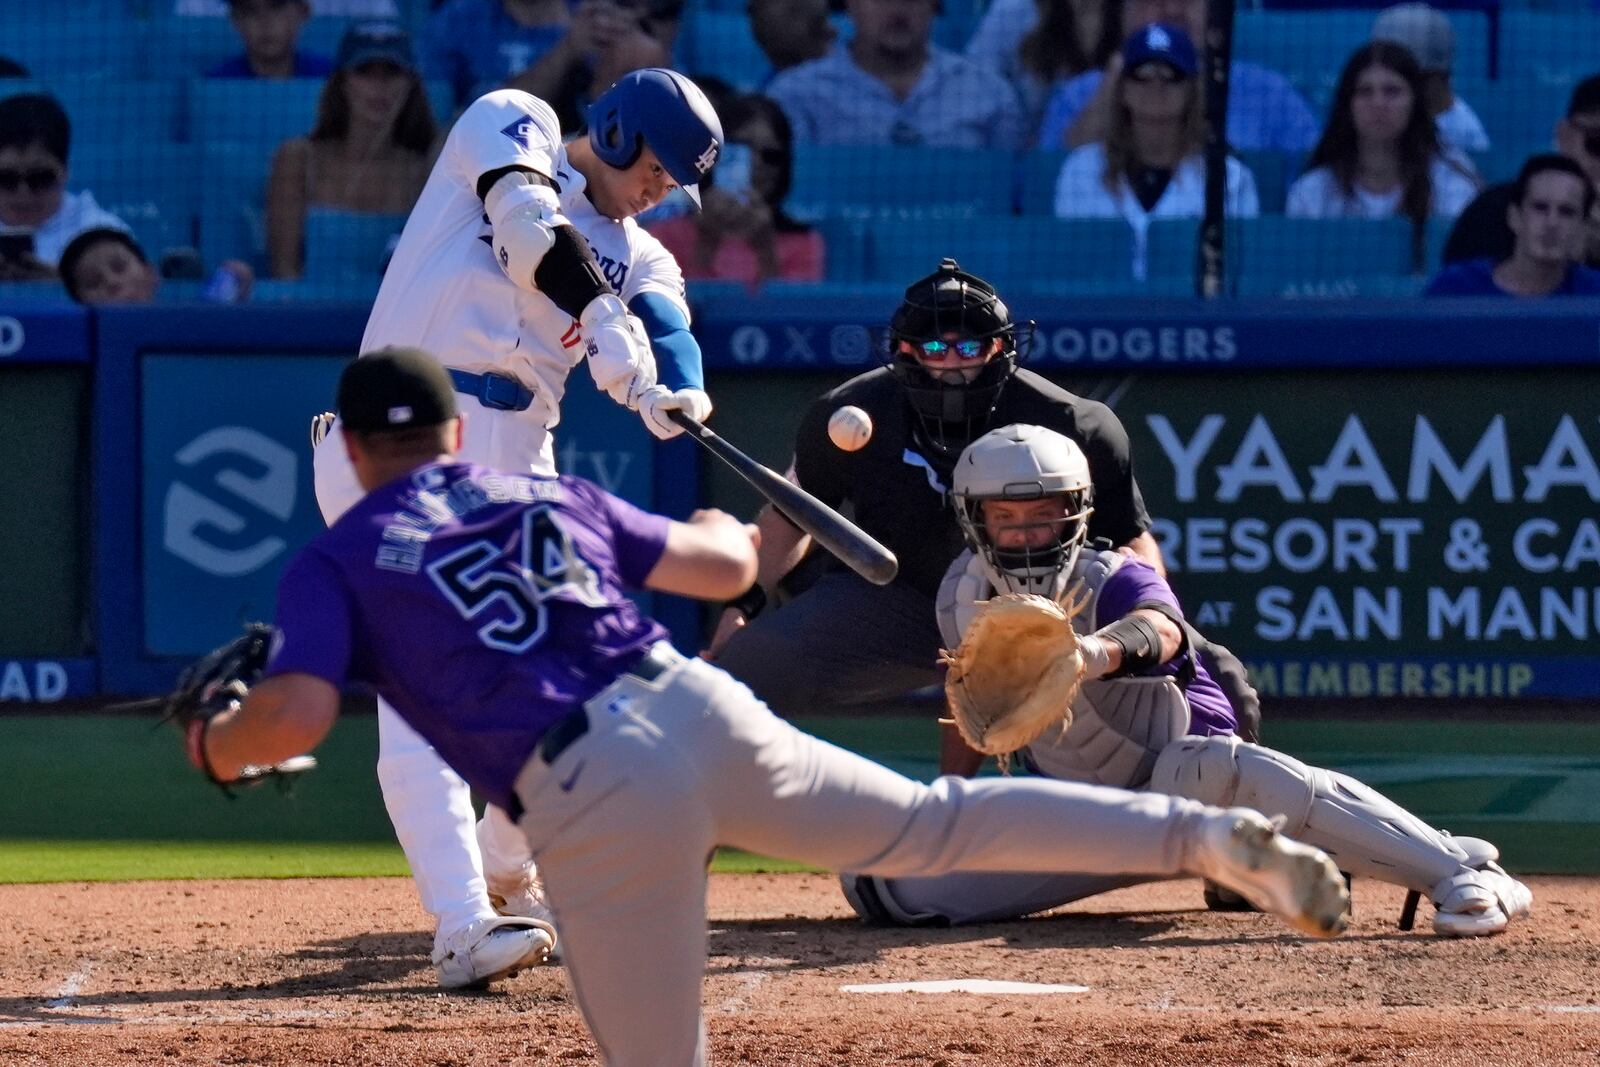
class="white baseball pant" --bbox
[312,397,545,940]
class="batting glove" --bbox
[581,294,657,410]
[638,385,713,441]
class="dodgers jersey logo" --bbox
[500,116,541,150]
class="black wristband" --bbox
[725,582,768,620]
[1097,614,1165,678]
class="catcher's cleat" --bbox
[488,880,562,963]
[1202,880,1258,912]
[1429,862,1533,937]
[1189,809,1350,939]
[432,915,555,990]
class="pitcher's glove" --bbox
[940,593,1086,763]
[164,623,316,796]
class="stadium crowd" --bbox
[1,0,1598,301]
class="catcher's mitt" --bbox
[164,623,316,796]
[940,593,1087,761]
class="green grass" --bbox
[1,712,1596,882]
[0,840,804,883]
[0,840,409,882]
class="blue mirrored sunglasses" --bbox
[912,338,989,360]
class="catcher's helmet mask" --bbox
[880,258,1036,464]
[952,425,1094,601]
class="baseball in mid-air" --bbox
[828,406,873,452]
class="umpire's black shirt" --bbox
[791,367,1151,598]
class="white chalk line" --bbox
[45,961,94,1009]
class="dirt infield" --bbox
[1,874,1596,1066]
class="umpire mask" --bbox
[884,259,1032,464]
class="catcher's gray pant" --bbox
[512,647,1226,1067]
[713,571,945,716]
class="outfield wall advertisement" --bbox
[4,299,1599,699]
[1113,370,1600,699]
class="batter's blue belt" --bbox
[447,368,535,412]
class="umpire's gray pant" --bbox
[713,571,944,716]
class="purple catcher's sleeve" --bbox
[1096,559,1182,626]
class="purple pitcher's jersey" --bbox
[1096,560,1236,735]
[264,462,669,812]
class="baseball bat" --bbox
[666,409,899,586]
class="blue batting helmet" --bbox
[587,68,723,208]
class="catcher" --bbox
[842,423,1533,938]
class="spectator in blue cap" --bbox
[1038,0,1317,156]
[266,21,439,278]
[1053,23,1258,280]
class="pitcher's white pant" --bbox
[512,654,1232,1067]
[312,404,546,937]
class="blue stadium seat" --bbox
[247,276,383,303]
[1500,13,1600,85]
[6,18,147,81]
[813,217,871,284]
[931,12,981,53]
[1238,150,1301,215]
[1467,74,1570,183]
[677,11,772,90]
[197,140,276,269]
[43,78,185,146]
[1423,216,1458,274]
[1149,216,1415,298]
[1235,10,1489,105]
[1470,78,1572,161]
[1016,149,1069,215]
[864,216,1142,294]
[73,141,198,257]
[787,145,1015,221]
[301,207,406,282]
[0,281,72,306]
[188,78,326,147]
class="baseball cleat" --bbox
[1192,809,1350,938]
[1202,880,1258,912]
[432,915,556,990]
[489,880,562,962]
[1430,863,1533,937]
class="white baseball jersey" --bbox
[362,88,690,474]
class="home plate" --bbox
[840,980,1089,995]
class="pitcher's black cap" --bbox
[338,347,458,433]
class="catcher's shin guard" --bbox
[1152,735,1471,897]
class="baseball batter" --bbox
[310,69,722,986]
[195,349,1350,1067]
[843,424,1534,937]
